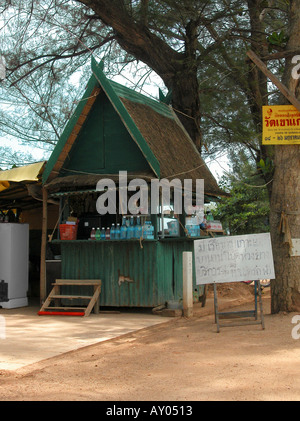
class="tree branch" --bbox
[75,0,182,84]
[8,40,112,87]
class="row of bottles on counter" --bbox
[90,216,155,240]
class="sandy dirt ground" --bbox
[0,283,299,402]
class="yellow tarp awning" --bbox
[0,181,10,192]
[0,161,46,183]
[0,161,46,193]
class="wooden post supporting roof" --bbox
[40,187,48,305]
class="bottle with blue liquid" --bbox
[120,217,127,240]
[143,220,154,239]
[127,216,134,239]
[115,223,120,240]
[134,216,142,239]
[111,223,116,240]
[100,227,106,240]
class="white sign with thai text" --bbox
[194,233,275,285]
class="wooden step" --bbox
[42,306,87,311]
[39,279,102,317]
[52,279,101,286]
[52,282,100,286]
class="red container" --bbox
[59,224,78,240]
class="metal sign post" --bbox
[213,281,265,333]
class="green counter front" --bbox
[52,238,205,308]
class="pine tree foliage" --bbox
[213,150,270,235]
[0,0,290,168]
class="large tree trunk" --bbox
[170,19,202,149]
[269,0,300,313]
[270,145,300,312]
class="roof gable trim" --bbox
[91,58,160,178]
[42,74,101,184]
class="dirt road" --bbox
[0,284,299,401]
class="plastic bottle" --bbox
[127,216,134,239]
[134,216,142,239]
[105,227,110,240]
[100,227,106,240]
[111,223,115,240]
[190,225,194,237]
[191,216,197,237]
[185,224,190,237]
[90,227,96,240]
[148,221,154,239]
[142,221,147,238]
[192,224,197,237]
[120,217,127,240]
[143,220,154,239]
[95,227,101,240]
[115,223,121,240]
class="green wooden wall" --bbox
[62,92,151,176]
[58,239,204,308]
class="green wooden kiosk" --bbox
[40,58,225,310]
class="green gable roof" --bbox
[109,80,173,119]
[43,58,224,198]
[43,58,161,184]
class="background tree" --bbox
[213,150,270,235]
[0,0,114,164]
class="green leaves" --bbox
[213,181,270,235]
[267,31,289,51]
[257,157,274,176]
[212,153,270,236]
